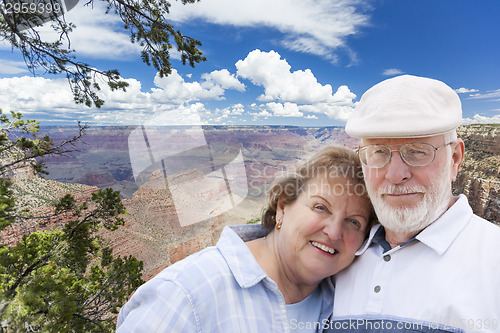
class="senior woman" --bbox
[117,146,374,332]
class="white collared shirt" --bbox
[327,195,500,333]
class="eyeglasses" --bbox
[357,142,453,168]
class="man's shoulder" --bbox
[468,212,500,230]
[465,215,500,245]
[454,213,500,262]
[450,194,500,238]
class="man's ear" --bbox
[450,138,465,181]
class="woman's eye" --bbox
[314,204,328,212]
[346,218,361,229]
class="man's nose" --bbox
[384,150,412,184]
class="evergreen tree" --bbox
[0,110,144,332]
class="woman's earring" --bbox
[276,219,282,230]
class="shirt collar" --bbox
[416,194,472,255]
[216,224,270,288]
[356,194,473,256]
[356,224,382,255]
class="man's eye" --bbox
[366,147,389,158]
[367,149,386,156]
[408,149,429,159]
[409,149,426,155]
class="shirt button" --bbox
[374,286,381,293]
[383,255,391,262]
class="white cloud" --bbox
[236,51,305,101]
[0,76,76,113]
[455,87,479,94]
[382,68,405,76]
[168,0,371,63]
[230,104,245,115]
[467,89,500,100]
[0,60,29,75]
[201,69,245,92]
[0,48,362,124]
[0,66,246,125]
[332,85,357,104]
[236,50,356,120]
[144,103,210,126]
[463,114,500,124]
[0,75,160,124]
[151,68,245,104]
[215,103,245,117]
[236,50,333,103]
[33,2,142,60]
[266,102,303,117]
[304,114,318,119]
[151,69,224,104]
[90,78,152,112]
[251,110,273,118]
[300,103,354,121]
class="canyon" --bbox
[2,124,498,280]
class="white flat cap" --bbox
[345,75,463,138]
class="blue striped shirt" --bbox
[116,224,335,332]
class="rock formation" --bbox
[453,124,500,225]
[0,177,99,246]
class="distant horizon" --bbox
[37,123,345,129]
[35,123,499,129]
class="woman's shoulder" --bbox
[117,247,229,331]
[156,245,230,283]
[149,225,266,294]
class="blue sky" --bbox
[1,0,499,126]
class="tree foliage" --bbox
[0,0,206,108]
[0,110,144,332]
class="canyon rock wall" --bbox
[453,124,500,225]
[0,177,99,246]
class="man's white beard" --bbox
[366,163,452,235]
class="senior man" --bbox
[325,75,500,333]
